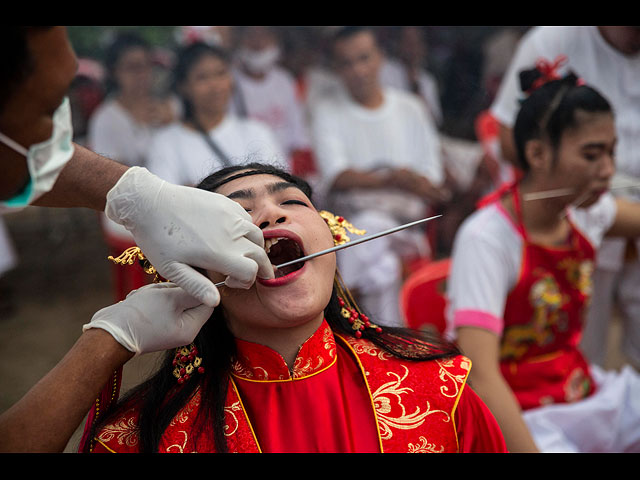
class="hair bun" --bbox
[519,68,543,93]
[518,55,571,94]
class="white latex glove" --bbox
[105,167,273,307]
[83,283,214,355]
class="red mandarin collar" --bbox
[231,319,338,381]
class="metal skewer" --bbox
[214,214,442,288]
[523,182,640,201]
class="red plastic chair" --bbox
[400,258,451,335]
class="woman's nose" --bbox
[600,153,616,179]
[258,216,286,230]
[255,203,288,230]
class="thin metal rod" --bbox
[214,214,442,288]
[523,182,640,201]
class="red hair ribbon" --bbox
[530,55,568,91]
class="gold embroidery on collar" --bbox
[231,324,338,382]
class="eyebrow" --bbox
[225,181,300,200]
[580,142,614,151]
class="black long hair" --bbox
[85,162,460,453]
[513,61,613,173]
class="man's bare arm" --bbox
[33,143,128,211]
[0,329,133,452]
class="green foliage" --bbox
[67,26,179,60]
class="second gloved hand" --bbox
[83,283,214,355]
[105,167,274,306]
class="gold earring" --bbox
[318,210,382,337]
[172,344,205,384]
[319,210,366,245]
[334,269,382,338]
[108,246,164,283]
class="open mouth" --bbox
[265,237,305,278]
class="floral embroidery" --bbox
[558,258,593,297]
[407,436,445,453]
[437,358,470,398]
[343,336,392,361]
[96,410,139,448]
[166,431,189,453]
[291,354,326,378]
[323,326,337,358]
[170,389,201,426]
[372,365,450,442]
[223,401,244,437]
[232,322,338,381]
[231,360,274,381]
[501,271,568,360]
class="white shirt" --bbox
[88,98,159,168]
[145,114,286,187]
[491,26,640,181]
[310,86,444,193]
[231,66,311,155]
[446,192,618,338]
[379,58,443,126]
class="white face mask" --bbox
[238,46,281,75]
[0,97,75,213]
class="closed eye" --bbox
[282,199,309,207]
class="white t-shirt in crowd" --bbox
[446,192,618,338]
[310,86,444,193]
[492,26,640,180]
[88,98,164,168]
[145,114,286,187]
[231,66,311,156]
[379,58,443,126]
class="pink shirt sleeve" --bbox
[446,205,522,338]
[453,309,504,335]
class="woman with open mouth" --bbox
[81,163,507,453]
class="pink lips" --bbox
[257,229,306,288]
[258,263,307,287]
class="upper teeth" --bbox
[264,237,285,253]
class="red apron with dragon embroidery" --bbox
[499,184,596,410]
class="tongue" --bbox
[268,240,302,269]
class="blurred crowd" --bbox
[17,25,523,323]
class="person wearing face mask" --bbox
[231,27,313,177]
[0,26,274,452]
[446,64,640,453]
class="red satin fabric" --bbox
[233,345,380,453]
[232,329,506,453]
[90,320,507,453]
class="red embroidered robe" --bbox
[91,320,506,453]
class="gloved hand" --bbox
[105,167,273,307]
[83,283,214,355]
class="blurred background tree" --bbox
[67,26,180,61]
